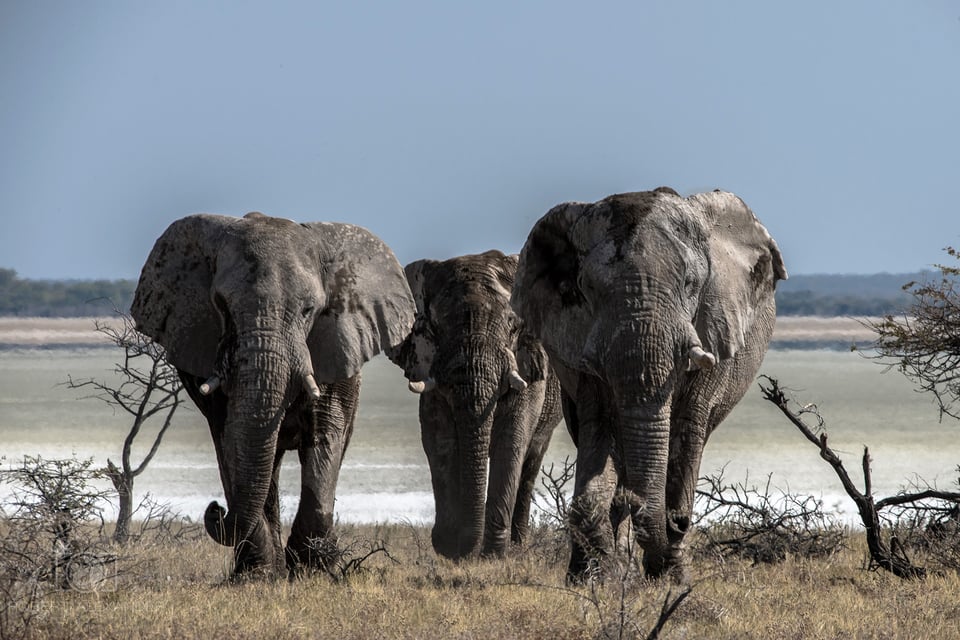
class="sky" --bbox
[1,1,958,280]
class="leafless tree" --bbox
[860,247,960,421]
[64,310,184,543]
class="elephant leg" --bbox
[264,450,285,554]
[511,392,558,546]
[483,399,533,557]
[567,375,618,582]
[511,428,551,546]
[660,410,709,583]
[286,375,360,570]
[419,392,461,558]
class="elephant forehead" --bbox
[215,233,318,298]
[582,211,699,270]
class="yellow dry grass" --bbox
[15,523,960,640]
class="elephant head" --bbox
[512,188,787,579]
[394,250,554,559]
[131,212,414,574]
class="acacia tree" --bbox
[65,311,184,543]
[862,247,960,421]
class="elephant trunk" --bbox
[204,331,292,573]
[605,320,684,578]
[455,409,493,558]
[437,340,499,559]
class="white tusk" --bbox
[199,376,221,395]
[408,378,436,394]
[507,370,528,391]
[688,346,716,370]
[303,373,322,399]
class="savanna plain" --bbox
[13,521,960,640]
[5,316,960,639]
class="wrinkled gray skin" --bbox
[512,188,787,582]
[394,251,563,559]
[131,212,415,578]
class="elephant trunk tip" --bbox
[408,378,436,394]
[204,501,236,546]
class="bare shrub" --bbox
[295,535,398,583]
[0,455,118,638]
[529,456,576,564]
[692,468,847,565]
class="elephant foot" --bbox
[431,524,481,560]
[204,502,285,578]
[286,509,340,572]
[566,550,606,585]
[285,534,341,574]
[641,544,689,585]
[231,531,285,579]
[480,529,511,559]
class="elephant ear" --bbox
[303,222,416,383]
[390,258,443,379]
[488,251,549,383]
[404,258,439,317]
[511,202,596,372]
[691,190,788,361]
[130,214,235,377]
[515,332,549,383]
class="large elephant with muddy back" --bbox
[395,250,563,559]
[131,212,415,578]
[511,187,787,582]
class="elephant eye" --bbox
[301,305,315,318]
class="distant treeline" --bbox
[775,272,924,317]
[0,267,928,318]
[0,268,135,316]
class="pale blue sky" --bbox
[1,1,957,279]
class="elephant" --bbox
[393,250,563,559]
[511,187,787,582]
[130,211,415,578]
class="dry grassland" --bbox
[15,523,960,640]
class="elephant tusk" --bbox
[408,378,436,394]
[199,376,221,395]
[303,373,322,399]
[688,346,717,370]
[507,370,528,391]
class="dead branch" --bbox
[757,375,960,579]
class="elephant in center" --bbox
[131,212,415,577]
[511,187,787,581]
[395,250,563,559]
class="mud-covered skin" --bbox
[512,188,787,582]
[132,212,415,577]
[395,250,563,559]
